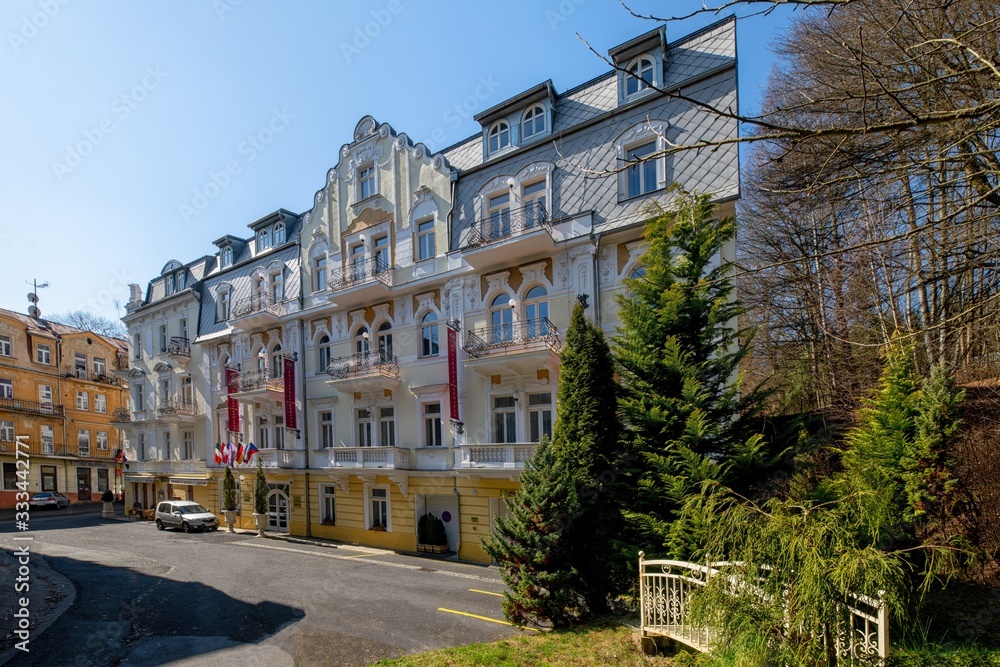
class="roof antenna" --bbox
[25,278,49,319]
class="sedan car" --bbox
[29,492,71,510]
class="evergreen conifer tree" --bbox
[482,438,587,629]
[550,302,622,613]
[615,187,768,558]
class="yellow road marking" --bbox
[469,588,504,598]
[437,607,539,632]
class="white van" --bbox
[155,500,219,533]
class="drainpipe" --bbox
[452,475,461,561]
[592,231,603,328]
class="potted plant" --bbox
[428,514,449,553]
[417,513,449,553]
[252,458,268,537]
[222,466,238,532]
[100,489,115,519]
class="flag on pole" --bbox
[235,441,245,465]
[214,443,223,465]
[244,442,260,463]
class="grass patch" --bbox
[369,618,677,667]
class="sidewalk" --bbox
[0,547,76,663]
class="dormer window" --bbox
[176,270,185,290]
[521,105,546,141]
[258,228,270,251]
[488,121,510,155]
[165,274,175,296]
[221,246,233,267]
[625,56,655,97]
[358,164,376,200]
[272,222,285,245]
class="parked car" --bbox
[29,492,71,510]
[155,500,219,533]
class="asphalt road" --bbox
[0,505,523,666]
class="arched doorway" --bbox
[267,488,289,531]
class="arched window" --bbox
[490,294,513,344]
[420,312,439,357]
[317,335,331,373]
[221,246,233,267]
[521,105,546,140]
[524,286,549,338]
[626,56,655,96]
[377,322,393,361]
[355,327,370,357]
[488,121,510,154]
[258,228,270,250]
[270,344,282,375]
[272,223,285,245]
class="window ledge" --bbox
[350,194,383,214]
[618,185,667,205]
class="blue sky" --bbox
[0,0,794,324]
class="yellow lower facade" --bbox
[125,469,520,563]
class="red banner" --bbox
[226,368,240,433]
[447,326,459,421]
[283,357,296,430]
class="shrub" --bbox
[222,466,237,511]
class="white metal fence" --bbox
[638,552,889,663]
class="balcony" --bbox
[454,443,537,470]
[325,351,400,393]
[155,397,201,423]
[230,292,284,331]
[63,366,124,386]
[462,318,560,375]
[328,257,394,309]
[0,397,64,417]
[461,203,556,271]
[223,448,304,469]
[0,439,72,457]
[167,337,191,368]
[230,368,284,402]
[127,459,204,475]
[110,407,132,423]
[317,446,411,470]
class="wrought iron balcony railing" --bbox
[329,257,392,292]
[461,317,559,358]
[235,368,284,392]
[63,366,123,386]
[465,202,550,248]
[325,351,399,379]
[110,407,132,423]
[167,336,190,356]
[231,292,281,319]
[156,397,199,416]
[0,397,65,417]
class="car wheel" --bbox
[156,519,164,530]
[182,522,191,533]
[210,527,218,532]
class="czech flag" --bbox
[244,442,260,463]
[214,443,223,465]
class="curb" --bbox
[0,550,76,665]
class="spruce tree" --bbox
[615,187,768,558]
[482,438,587,629]
[550,302,621,613]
